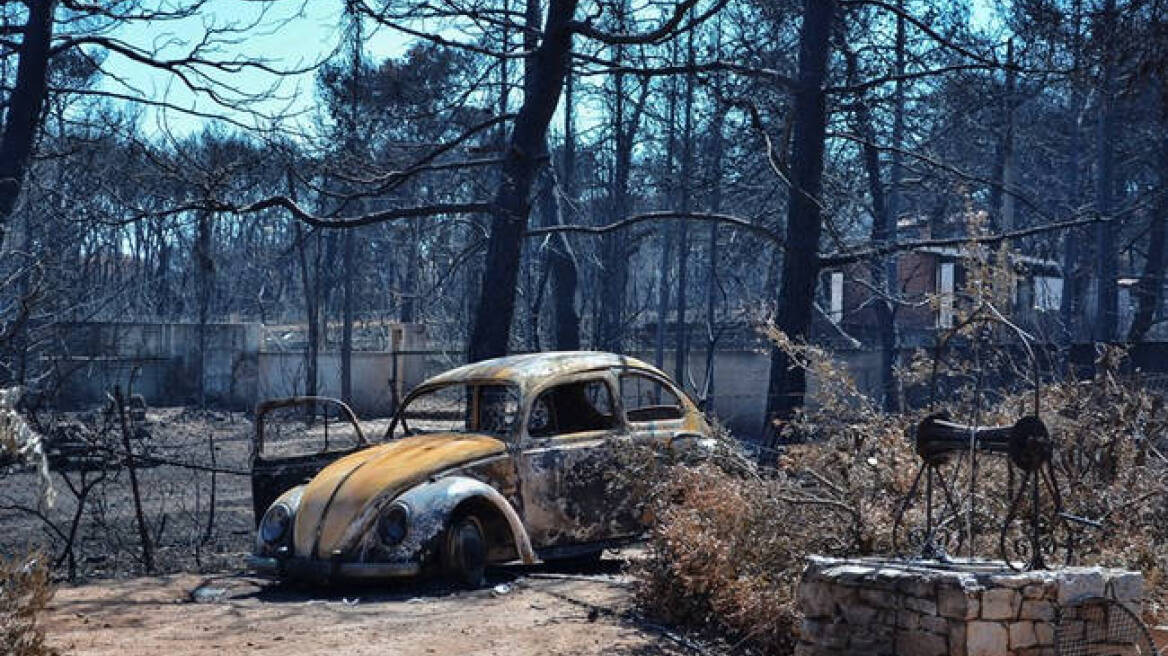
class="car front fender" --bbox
[355,476,536,566]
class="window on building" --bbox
[937,261,956,328]
[829,271,844,323]
[1034,276,1063,312]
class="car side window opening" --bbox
[620,373,684,423]
[394,383,519,438]
[528,379,617,438]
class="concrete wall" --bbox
[60,321,1081,441]
[52,322,260,409]
[258,351,399,417]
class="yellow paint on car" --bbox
[293,433,506,558]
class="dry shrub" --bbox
[1,389,58,656]
[626,337,1168,654]
[624,349,917,653]
[0,554,56,656]
[0,387,53,509]
[630,463,801,653]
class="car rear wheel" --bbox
[443,514,486,588]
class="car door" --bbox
[250,397,367,525]
[515,373,628,550]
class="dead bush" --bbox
[624,342,1168,654]
[627,224,1168,652]
[0,554,56,656]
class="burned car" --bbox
[247,351,713,586]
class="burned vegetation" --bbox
[1,0,1168,654]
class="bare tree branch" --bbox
[570,0,722,45]
[525,210,784,244]
[819,215,1111,267]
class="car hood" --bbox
[292,433,507,559]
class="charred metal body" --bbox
[247,351,714,585]
[893,412,1074,571]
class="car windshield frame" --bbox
[386,381,521,440]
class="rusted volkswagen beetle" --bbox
[247,351,712,586]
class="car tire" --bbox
[443,514,487,588]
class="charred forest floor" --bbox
[2,407,261,578]
[43,558,708,656]
[4,406,717,655]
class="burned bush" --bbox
[624,338,1168,655]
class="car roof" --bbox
[419,351,669,389]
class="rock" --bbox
[980,589,1020,620]
[899,577,936,598]
[1009,621,1038,649]
[905,596,939,615]
[948,622,966,656]
[1056,570,1105,606]
[1110,571,1143,602]
[895,630,948,656]
[966,621,1009,656]
[799,581,836,618]
[919,615,948,634]
[897,610,921,630]
[859,587,897,609]
[190,587,227,603]
[1034,620,1055,645]
[840,602,879,626]
[1022,583,1050,600]
[938,586,979,620]
[1020,600,1054,622]
[801,619,847,649]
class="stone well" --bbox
[796,556,1144,656]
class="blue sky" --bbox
[100,0,409,135]
[98,0,1008,137]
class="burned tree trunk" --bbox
[0,0,56,246]
[1060,0,1086,342]
[550,71,582,350]
[764,0,835,435]
[1129,131,1168,342]
[655,60,680,370]
[195,211,213,408]
[702,103,727,407]
[341,229,354,404]
[673,30,696,385]
[597,6,641,354]
[468,0,578,362]
[1094,0,1119,342]
[845,15,902,413]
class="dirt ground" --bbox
[44,560,702,656]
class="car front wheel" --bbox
[442,514,486,588]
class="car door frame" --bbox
[250,396,368,525]
[615,367,702,448]
[513,369,629,551]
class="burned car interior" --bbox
[529,380,617,437]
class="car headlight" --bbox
[260,503,292,544]
[378,503,410,545]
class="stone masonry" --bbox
[796,556,1143,656]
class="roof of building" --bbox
[420,351,665,389]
